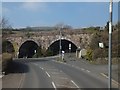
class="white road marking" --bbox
[81,68,85,71]
[112,79,119,86]
[75,66,81,70]
[57,77,68,80]
[39,67,44,70]
[52,82,57,89]
[71,65,74,67]
[100,73,119,85]
[60,70,63,72]
[18,73,26,88]
[46,72,50,77]
[57,84,68,87]
[100,73,108,78]
[71,80,79,88]
[52,72,61,75]
[86,70,90,73]
[0,74,4,78]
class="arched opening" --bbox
[47,39,77,55]
[18,40,39,58]
[2,40,15,53]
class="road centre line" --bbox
[57,84,69,87]
[86,70,90,73]
[39,67,44,70]
[71,65,74,67]
[33,63,44,70]
[81,68,85,71]
[55,77,68,80]
[71,80,79,88]
[46,71,51,77]
[52,82,57,90]
[54,60,91,73]
[60,70,63,72]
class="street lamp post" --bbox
[59,27,62,59]
[108,0,113,89]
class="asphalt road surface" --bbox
[2,57,119,89]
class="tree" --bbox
[55,23,72,30]
[63,24,72,29]
[0,17,12,29]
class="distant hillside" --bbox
[17,26,57,31]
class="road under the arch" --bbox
[47,39,77,55]
[18,41,39,58]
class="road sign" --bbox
[99,43,104,48]
[69,43,71,50]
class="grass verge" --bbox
[2,53,13,74]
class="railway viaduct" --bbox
[3,29,93,58]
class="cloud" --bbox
[21,2,47,12]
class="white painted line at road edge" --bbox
[18,73,26,88]
[100,73,119,85]
[0,75,4,78]
[100,73,108,79]
[46,72,51,77]
[71,80,79,88]
[52,82,57,90]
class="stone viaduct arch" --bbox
[47,38,78,55]
[18,40,39,58]
[4,30,93,58]
[2,40,15,54]
[46,37,78,50]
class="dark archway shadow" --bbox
[18,40,39,58]
[2,40,15,53]
[47,39,77,56]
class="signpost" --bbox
[69,43,71,57]
[69,43,71,53]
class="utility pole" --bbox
[108,0,113,89]
[59,26,62,59]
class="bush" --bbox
[32,47,43,58]
[2,53,13,72]
[45,50,53,56]
[85,49,93,61]
[92,48,108,60]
